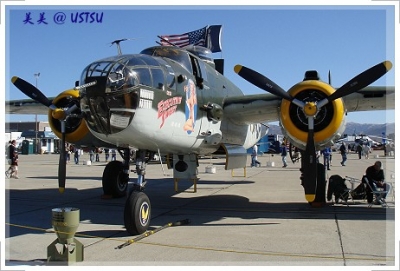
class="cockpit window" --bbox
[107,62,137,92]
[126,57,146,66]
[151,68,165,90]
[133,67,152,87]
[81,54,171,92]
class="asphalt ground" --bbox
[2,150,397,268]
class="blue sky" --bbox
[4,4,396,124]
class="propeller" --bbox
[234,65,293,101]
[234,61,392,202]
[11,77,56,109]
[319,61,392,107]
[58,121,66,193]
[11,76,78,193]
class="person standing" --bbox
[321,146,332,170]
[89,148,95,163]
[356,143,363,159]
[251,144,261,167]
[315,150,321,164]
[339,142,347,166]
[104,148,110,162]
[363,143,371,159]
[281,143,288,168]
[8,140,19,178]
[74,146,80,165]
[111,149,117,161]
[65,143,71,164]
[95,147,101,162]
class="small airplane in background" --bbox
[7,25,394,235]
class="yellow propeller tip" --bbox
[233,65,243,74]
[59,188,65,193]
[11,76,18,83]
[305,194,315,203]
[384,61,393,71]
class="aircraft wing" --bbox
[342,86,395,112]
[223,93,281,125]
[6,98,52,115]
[5,86,394,121]
[223,86,394,126]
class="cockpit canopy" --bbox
[140,45,215,71]
[80,45,216,94]
[80,53,175,92]
[184,45,215,68]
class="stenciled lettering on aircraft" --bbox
[157,97,183,128]
[139,99,152,109]
[110,114,130,129]
[140,89,154,100]
[139,89,154,109]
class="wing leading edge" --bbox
[223,86,394,126]
[6,99,51,115]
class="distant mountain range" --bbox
[267,122,395,137]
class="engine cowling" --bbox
[48,89,112,147]
[279,80,346,150]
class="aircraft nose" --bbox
[78,60,140,135]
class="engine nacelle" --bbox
[279,80,346,150]
[48,89,113,147]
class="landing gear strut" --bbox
[101,148,154,235]
[123,149,155,235]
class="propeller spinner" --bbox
[11,76,80,193]
[234,61,392,202]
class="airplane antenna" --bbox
[110,38,137,55]
[328,70,332,85]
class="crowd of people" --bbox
[6,139,394,206]
[64,143,118,164]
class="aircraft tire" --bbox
[102,160,128,197]
[124,191,151,235]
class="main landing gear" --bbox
[101,148,153,235]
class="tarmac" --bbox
[3,149,397,268]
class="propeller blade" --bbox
[11,76,74,194]
[234,65,293,101]
[11,76,54,108]
[301,117,317,202]
[327,60,392,102]
[58,121,66,193]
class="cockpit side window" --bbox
[134,67,152,87]
[155,58,175,90]
[198,60,208,82]
[151,68,165,90]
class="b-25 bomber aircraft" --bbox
[8,37,394,235]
